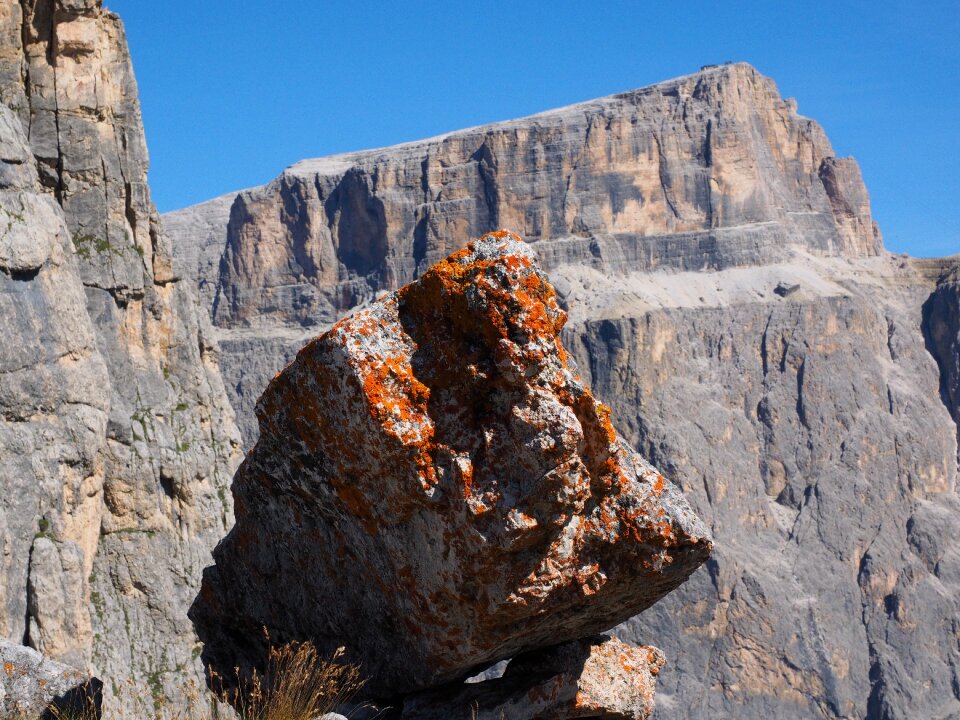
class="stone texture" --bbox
[0,0,242,713]
[0,100,108,672]
[166,62,885,449]
[167,64,960,718]
[563,260,960,719]
[923,259,960,448]
[0,639,102,718]
[402,636,664,720]
[191,232,712,698]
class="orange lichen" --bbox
[211,229,710,692]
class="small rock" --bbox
[401,635,665,720]
[774,281,800,297]
[0,639,102,719]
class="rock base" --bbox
[401,636,664,720]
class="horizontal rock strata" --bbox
[166,62,885,448]
[401,636,664,720]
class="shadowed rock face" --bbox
[191,232,712,697]
[401,635,665,720]
[923,263,960,443]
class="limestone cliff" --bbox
[167,64,960,718]
[0,0,241,711]
[167,62,885,447]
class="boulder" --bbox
[401,636,665,720]
[191,231,712,697]
[0,640,101,718]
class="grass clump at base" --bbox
[39,638,362,720]
[211,640,362,720]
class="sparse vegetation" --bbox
[33,638,363,720]
[71,232,130,260]
[211,639,363,720]
[36,517,50,536]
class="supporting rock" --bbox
[401,636,664,720]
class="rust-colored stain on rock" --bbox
[191,231,712,698]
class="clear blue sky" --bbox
[108,0,958,258]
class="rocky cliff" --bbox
[167,62,885,448]
[0,0,241,712]
[167,63,960,718]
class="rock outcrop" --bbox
[167,64,960,718]
[0,639,102,718]
[0,0,241,712]
[191,232,711,705]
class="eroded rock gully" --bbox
[191,232,712,716]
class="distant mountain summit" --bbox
[166,63,960,719]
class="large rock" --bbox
[191,232,712,697]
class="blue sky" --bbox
[109,0,958,258]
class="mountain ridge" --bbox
[165,62,960,719]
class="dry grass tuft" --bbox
[212,641,363,720]
[36,638,362,720]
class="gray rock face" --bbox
[0,0,242,713]
[923,260,960,447]
[0,639,102,718]
[563,260,959,719]
[166,65,960,718]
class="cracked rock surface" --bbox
[0,1,242,713]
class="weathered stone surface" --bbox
[0,1,242,713]
[166,63,885,450]
[565,261,960,719]
[191,232,712,697]
[402,636,664,720]
[923,259,960,448]
[0,639,102,718]
[190,63,881,333]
